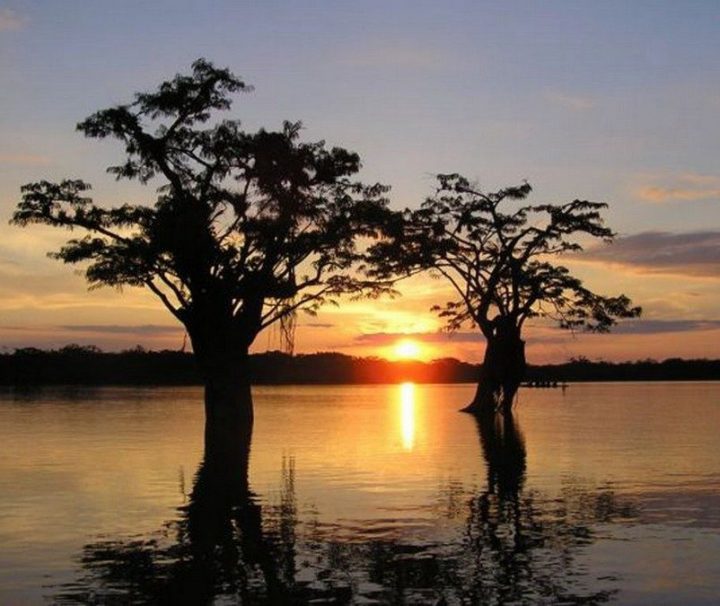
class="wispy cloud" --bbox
[355,331,482,345]
[60,324,181,335]
[0,8,26,32]
[636,173,720,202]
[353,319,720,349]
[545,91,595,110]
[578,230,720,278]
[0,153,51,166]
[522,319,720,344]
[638,186,720,202]
[0,324,184,352]
[611,319,720,334]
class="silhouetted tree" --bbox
[12,59,393,429]
[372,175,640,414]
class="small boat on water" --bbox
[522,380,568,389]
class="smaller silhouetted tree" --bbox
[12,59,394,430]
[371,174,641,415]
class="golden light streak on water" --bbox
[399,382,416,451]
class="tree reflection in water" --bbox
[54,404,634,604]
[54,418,294,604]
[457,413,621,604]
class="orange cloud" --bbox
[0,153,51,166]
[636,173,720,202]
[638,186,720,202]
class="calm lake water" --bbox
[0,382,718,604]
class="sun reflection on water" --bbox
[399,382,416,450]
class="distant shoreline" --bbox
[0,346,718,386]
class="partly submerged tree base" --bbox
[197,345,255,433]
[460,395,516,417]
[460,381,520,415]
[462,333,526,416]
[204,377,254,457]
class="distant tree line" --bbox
[0,345,717,386]
[527,356,720,383]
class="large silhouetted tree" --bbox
[372,174,640,415]
[12,59,393,430]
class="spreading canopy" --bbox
[372,174,641,339]
[12,60,394,354]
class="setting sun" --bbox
[393,339,422,360]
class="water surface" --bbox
[0,383,718,603]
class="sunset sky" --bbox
[0,1,718,363]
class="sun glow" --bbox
[393,338,422,360]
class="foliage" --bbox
[372,174,641,339]
[12,59,394,353]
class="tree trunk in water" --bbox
[183,299,258,433]
[203,356,254,445]
[462,328,526,416]
[188,317,255,436]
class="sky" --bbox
[0,1,718,363]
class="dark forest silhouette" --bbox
[371,175,641,415]
[1,346,718,386]
[12,59,394,435]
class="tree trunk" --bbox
[204,357,253,429]
[462,327,526,416]
[186,314,256,435]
